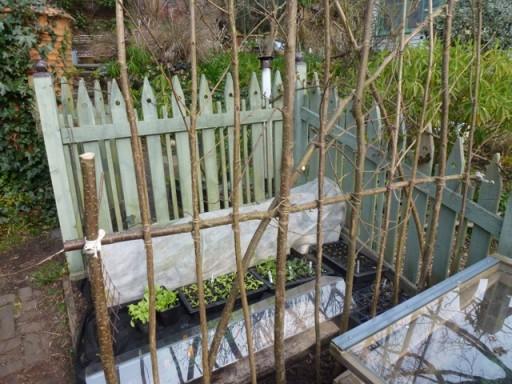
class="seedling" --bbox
[128,287,179,327]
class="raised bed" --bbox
[178,271,268,315]
[310,238,383,286]
[251,253,335,291]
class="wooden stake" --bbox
[315,0,331,382]
[227,0,258,382]
[340,0,376,333]
[450,0,482,275]
[188,1,211,382]
[274,2,298,382]
[80,152,117,384]
[418,0,456,289]
[393,0,436,299]
[115,1,159,383]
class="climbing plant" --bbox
[0,0,57,244]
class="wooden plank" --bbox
[293,72,307,180]
[33,74,84,278]
[302,107,503,238]
[164,135,179,218]
[404,124,434,282]
[142,78,170,222]
[430,136,465,284]
[217,101,230,208]
[498,195,512,258]
[94,80,123,231]
[199,75,221,211]
[273,71,283,193]
[171,75,193,217]
[242,99,251,203]
[60,109,283,144]
[249,72,265,202]
[468,153,502,265]
[77,79,113,233]
[307,74,321,183]
[225,73,239,205]
[110,79,141,227]
[60,77,76,123]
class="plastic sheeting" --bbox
[102,178,346,305]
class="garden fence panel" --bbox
[272,71,283,195]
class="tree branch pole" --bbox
[418,0,455,289]
[115,1,159,382]
[315,1,331,382]
[80,153,117,384]
[450,0,482,275]
[207,4,445,367]
[371,0,408,314]
[274,1,297,382]
[394,0,435,296]
[227,0,257,382]
[340,0,376,333]
[188,1,211,382]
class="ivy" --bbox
[0,0,57,237]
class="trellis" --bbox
[32,0,512,383]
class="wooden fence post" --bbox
[498,194,512,258]
[32,64,84,278]
[80,152,117,384]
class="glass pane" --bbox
[347,263,512,383]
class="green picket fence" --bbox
[34,68,512,285]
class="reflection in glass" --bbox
[347,263,512,383]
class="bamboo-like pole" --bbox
[80,153,117,384]
[393,0,436,300]
[115,2,159,382]
[227,0,257,382]
[388,0,407,307]
[64,173,470,253]
[340,0,376,333]
[370,0,408,314]
[274,2,297,382]
[314,1,330,382]
[450,0,482,275]
[418,0,456,289]
[188,1,211,382]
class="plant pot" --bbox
[312,239,383,286]
[156,302,182,327]
[134,321,148,334]
[179,271,268,316]
[251,254,335,292]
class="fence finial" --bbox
[33,59,49,77]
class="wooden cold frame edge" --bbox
[329,346,385,384]
[330,255,499,352]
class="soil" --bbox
[0,230,78,384]
[320,239,377,272]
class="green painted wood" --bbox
[94,80,123,231]
[272,71,283,194]
[249,72,265,202]
[199,75,221,211]
[142,78,170,222]
[498,195,512,258]
[59,108,282,144]
[241,99,251,203]
[360,104,381,245]
[77,79,113,233]
[224,73,239,205]
[404,124,434,282]
[431,136,465,284]
[307,73,321,183]
[468,153,503,265]
[110,79,140,227]
[217,101,230,208]
[171,75,193,217]
[34,74,84,278]
[60,77,76,122]
[293,76,307,186]
[164,135,179,218]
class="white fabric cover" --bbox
[102,178,346,305]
